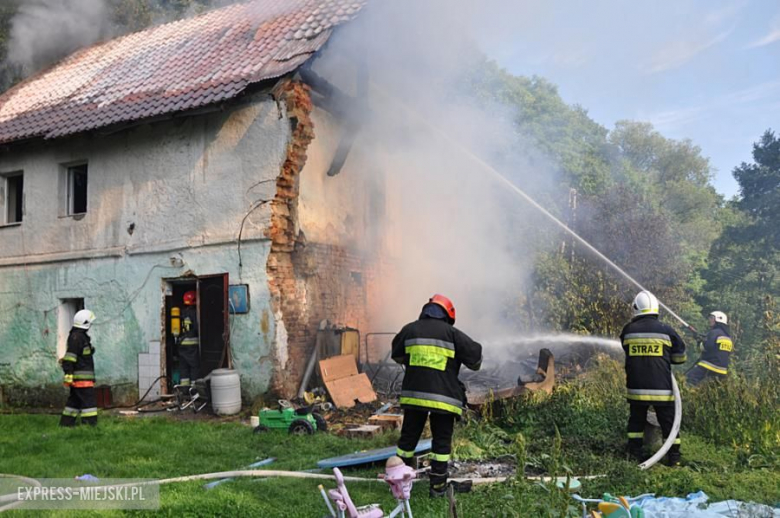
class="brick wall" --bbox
[266,80,374,398]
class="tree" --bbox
[699,130,780,360]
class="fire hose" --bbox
[368,82,687,470]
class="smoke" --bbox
[7,0,114,74]
[4,0,233,78]
[311,1,564,342]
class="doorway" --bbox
[163,274,229,393]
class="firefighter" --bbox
[686,311,733,387]
[179,290,200,387]
[620,291,686,466]
[392,294,483,497]
[60,309,98,427]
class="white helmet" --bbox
[73,309,96,330]
[709,311,728,325]
[632,290,659,317]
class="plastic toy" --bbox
[254,405,327,435]
[573,493,651,518]
[320,456,416,518]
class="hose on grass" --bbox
[0,474,42,512]
[0,469,606,507]
[639,374,682,470]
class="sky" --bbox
[472,0,780,198]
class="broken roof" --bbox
[0,0,365,145]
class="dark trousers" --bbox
[686,365,724,387]
[627,403,679,456]
[397,408,455,491]
[60,386,98,427]
[179,345,200,386]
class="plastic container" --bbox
[210,369,242,415]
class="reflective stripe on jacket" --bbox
[697,324,732,375]
[392,317,482,416]
[620,315,686,405]
[61,328,95,379]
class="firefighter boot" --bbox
[627,439,644,462]
[665,445,681,467]
[429,461,448,498]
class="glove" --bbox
[63,374,74,387]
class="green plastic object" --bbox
[555,478,582,492]
[255,407,326,435]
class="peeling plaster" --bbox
[274,310,289,371]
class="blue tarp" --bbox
[632,491,778,517]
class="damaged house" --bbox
[0,0,387,405]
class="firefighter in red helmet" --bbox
[392,294,482,497]
[178,290,200,386]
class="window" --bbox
[67,163,88,215]
[2,171,23,225]
[57,298,84,359]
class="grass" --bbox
[1,356,778,516]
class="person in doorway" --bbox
[686,311,733,387]
[60,309,98,427]
[179,290,200,387]
[392,294,482,497]
[620,290,687,466]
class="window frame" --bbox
[1,170,24,226]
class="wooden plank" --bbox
[368,414,403,431]
[319,354,377,408]
[343,425,381,438]
[319,354,359,383]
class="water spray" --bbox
[369,83,684,469]
[369,84,700,337]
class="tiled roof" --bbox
[0,0,365,145]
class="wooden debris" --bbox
[368,414,403,431]
[343,424,381,438]
[319,354,377,408]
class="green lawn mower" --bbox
[254,405,328,435]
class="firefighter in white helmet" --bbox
[686,311,733,387]
[60,309,98,426]
[620,291,687,465]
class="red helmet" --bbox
[183,291,196,306]
[429,294,455,323]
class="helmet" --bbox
[183,291,196,306]
[632,290,659,317]
[429,294,456,323]
[709,311,728,325]
[73,309,96,330]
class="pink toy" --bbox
[321,456,416,518]
[383,456,416,518]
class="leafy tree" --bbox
[699,130,780,363]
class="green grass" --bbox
[2,356,778,517]
[0,411,778,517]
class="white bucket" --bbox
[210,369,242,416]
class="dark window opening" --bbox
[6,173,23,224]
[68,164,88,215]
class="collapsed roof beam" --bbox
[298,62,368,177]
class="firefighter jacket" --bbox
[180,306,199,346]
[61,328,95,387]
[392,316,482,416]
[697,323,732,375]
[620,315,686,406]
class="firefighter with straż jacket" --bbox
[60,309,98,427]
[686,311,733,386]
[620,291,686,466]
[392,294,483,498]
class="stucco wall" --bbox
[0,93,291,404]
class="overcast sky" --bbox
[472,1,780,198]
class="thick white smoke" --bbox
[7,0,113,74]
[310,1,564,343]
